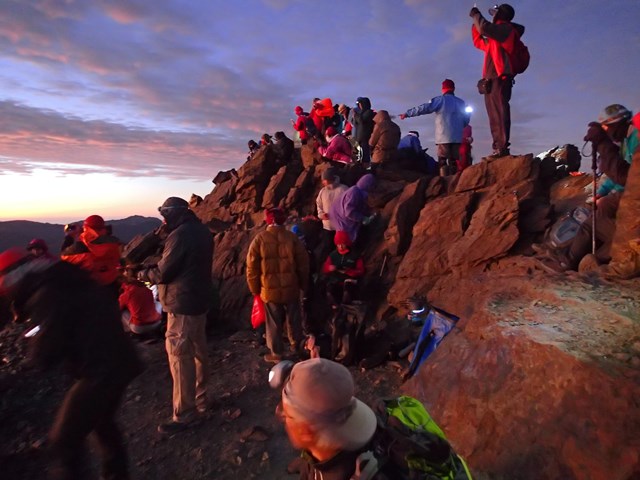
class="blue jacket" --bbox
[404,93,469,144]
[398,134,423,154]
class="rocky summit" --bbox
[184,143,640,479]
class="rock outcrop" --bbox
[143,145,640,478]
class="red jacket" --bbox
[61,226,121,285]
[471,19,525,78]
[293,114,309,141]
[119,281,161,326]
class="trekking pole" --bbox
[379,254,388,277]
[590,142,597,255]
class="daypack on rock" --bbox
[546,206,590,249]
[505,26,530,75]
[406,307,459,379]
[353,396,472,480]
[330,302,368,365]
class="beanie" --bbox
[84,214,105,230]
[325,126,338,137]
[160,197,189,209]
[489,4,514,21]
[442,79,455,93]
[334,230,352,247]
[265,207,287,226]
[322,167,337,181]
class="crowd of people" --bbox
[1,3,638,479]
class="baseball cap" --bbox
[282,358,377,450]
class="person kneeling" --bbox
[119,278,162,337]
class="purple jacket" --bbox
[329,174,375,242]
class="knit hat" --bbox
[325,126,338,137]
[27,238,48,252]
[334,230,352,246]
[265,207,286,226]
[489,4,515,21]
[84,214,105,230]
[441,79,455,93]
[322,167,337,181]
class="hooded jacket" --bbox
[471,12,526,78]
[404,93,469,144]
[354,97,375,145]
[246,226,310,304]
[369,110,401,164]
[61,226,122,286]
[143,210,213,315]
[329,174,375,243]
[319,134,353,164]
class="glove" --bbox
[469,7,480,17]
[584,121,607,145]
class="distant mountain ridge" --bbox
[0,215,162,252]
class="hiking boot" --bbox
[263,353,282,364]
[488,148,510,158]
[157,419,200,436]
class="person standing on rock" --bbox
[316,167,349,268]
[469,3,526,158]
[246,207,309,364]
[137,196,213,435]
[369,109,401,170]
[0,248,142,480]
[353,97,375,166]
[400,79,469,176]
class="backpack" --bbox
[353,396,473,480]
[505,26,530,75]
[546,206,590,249]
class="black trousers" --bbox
[48,375,132,480]
[484,76,513,152]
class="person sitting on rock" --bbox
[322,230,364,308]
[261,133,273,146]
[119,275,162,337]
[26,238,56,260]
[397,131,438,174]
[318,127,353,164]
[274,131,295,165]
[369,109,401,170]
[276,358,377,480]
[539,104,638,274]
[330,174,377,245]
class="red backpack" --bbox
[504,26,530,75]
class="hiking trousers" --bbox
[484,76,513,152]
[165,312,208,422]
[48,375,131,480]
[264,301,303,356]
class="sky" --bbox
[0,0,638,223]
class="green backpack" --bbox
[353,396,472,480]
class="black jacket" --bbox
[355,97,375,144]
[13,261,142,381]
[145,211,213,315]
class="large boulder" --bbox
[384,177,430,256]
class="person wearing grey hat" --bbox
[138,196,213,434]
[316,166,348,266]
[276,358,377,479]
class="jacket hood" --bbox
[356,174,376,192]
[513,22,525,36]
[373,110,391,123]
[357,97,371,111]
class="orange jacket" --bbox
[61,226,121,285]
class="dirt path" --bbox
[0,326,405,479]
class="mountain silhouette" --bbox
[0,215,162,253]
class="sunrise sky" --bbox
[0,0,638,223]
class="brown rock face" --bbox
[384,177,430,256]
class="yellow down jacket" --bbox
[246,226,309,304]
